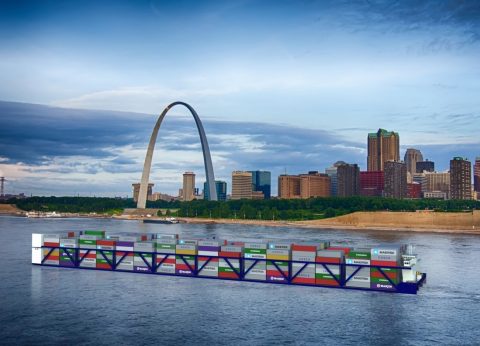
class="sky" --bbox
[0,0,479,196]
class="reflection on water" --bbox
[0,216,479,345]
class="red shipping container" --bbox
[97,240,115,247]
[371,260,398,267]
[198,257,219,262]
[315,256,342,264]
[44,242,60,247]
[219,272,239,279]
[96,263,111,270]
[156,257,175,265]
[292,277,315,285]
[371,270,398,280]
[292,244,317,252]
[316,278,340,286]
[219,251,242,258]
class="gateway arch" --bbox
[137,101,217,208]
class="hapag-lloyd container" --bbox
[315,250,344,286]
[155,238,176,274]
[219,245,242,279]
[79,234,98,268]
[96,240,115,269]
[116,241,134,271]
[266,243,291,283]
[244,243,267,281]
[176,244,197,275]
[134,242,154,273]
[59,238,78,267]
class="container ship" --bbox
[32,231,426,294]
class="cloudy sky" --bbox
[0,0,479,196]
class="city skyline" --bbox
[0,1,479,196]
[0,100,478,197]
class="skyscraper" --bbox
[474,157,480,193]
[450,157,472,200]
[204,180,227,201]
[250,171,271,199]
[404,148,423,176]
[325,161,346,197]
[416,160,435,173]
[367,129,400,171]
[232,171,253,199]
[337,163,360,197]
[384,161,407,199]
[182,172,195,201]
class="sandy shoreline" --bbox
[173,217,480,235]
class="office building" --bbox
[232,171,253,199]
[182,172,195,201]
[367,128,400,171]
[278,172,330,199]
[325,161,346,197]
[337,163,360,197]
[450,157,472,200]
[407,183,422,199]
[404,149,423,177]
[474,157,480,193]
[299,172,330,198]
[149,192,176,202]
[250,171,271,199]
[384,161,407,199]
[416,160,435,173]
[422,172,450,198]
[204,180,227,201]
[132,183,153,203]
[278,175,301,199]
[424,191,448,200]
[360,171,384,197]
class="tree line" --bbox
[4,195,478,220]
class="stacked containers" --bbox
[198,240,225,277]
[96,240,115,270]
[244,242,267,281]
[315,250,345,286]
[219,245,242,279]
[116,238,135,271]
[345,247,371,288]
[155,237,177,274]
[266,243,291,283]
[43,234,60,265]
[370,245,401,291]
[291,243,318,285]
[134,241,154,272]
[59,237,78,267]
[176,239,197,276]
[79,235,98,268]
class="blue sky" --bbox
[0,0,479,196]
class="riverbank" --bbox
[177,210,480,235]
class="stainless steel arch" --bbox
[137,101,217,208]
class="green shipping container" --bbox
[315,273,340,280]
[79,239,96,246]
[244,248,267,255]
[84,230,105,237]
[347,251,371,259]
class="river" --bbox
[0,216,479,345]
